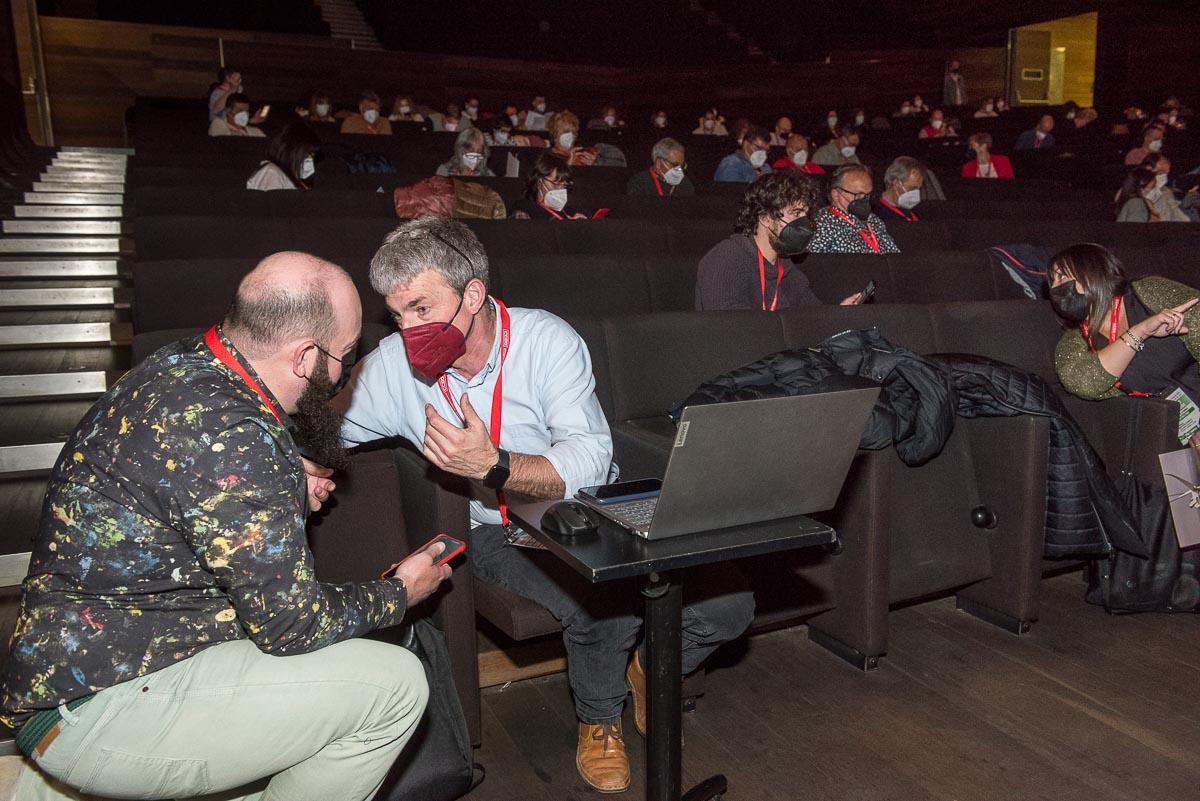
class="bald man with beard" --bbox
[0,252,448,801]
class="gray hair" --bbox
[884,156,923,188]
[370,218,490,297]
[651,137,684,162]
[831,162,871,189]
[448,126,489,173]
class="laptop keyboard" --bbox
[604,497,659,529]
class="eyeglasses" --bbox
[658,157,687,171]
[542,175,574,189]
[835,187,871,200]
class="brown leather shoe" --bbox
[576,721,630,793]
[625,650,647,737]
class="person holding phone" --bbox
[510,152,588,220]
[1049,243,1200,460]
[207,93,266,137]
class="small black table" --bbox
[508,501,838,801]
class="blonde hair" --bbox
[547,110,581,141]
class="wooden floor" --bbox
[464,573,1200,801]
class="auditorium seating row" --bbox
[130,298,1180,747]
[132,214,1200,265]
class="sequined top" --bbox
[1054,277,1200,401]
[0,332,408,728]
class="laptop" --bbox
[577,386,879,540]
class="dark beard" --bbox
[292,351,350,471]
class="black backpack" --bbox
[372,619,483,800]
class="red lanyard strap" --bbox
[648,168,675,197]
[828,207,881,252]
[536,201,565,220]
[877,195,918,222]
[756,247,783,311]
[1079,296,1149,396]
[437,299,512,525]
[205,326,282,424]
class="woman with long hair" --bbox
[247,122,321,191]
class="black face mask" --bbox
[771,216,815,257]
[847,197,872,221]
[1049,282,1091,324]
[292,349,350,471]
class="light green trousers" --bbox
[16,637,428,801]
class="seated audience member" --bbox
[994,98,1009,113]
[693,108,728,136]
[627,137,695,196]
[918,109,950,139]
[510,152,586,220]
[812,125,861,167]
[308,92,336,123]
[1072,107,1099,129]
[341,91,392,135]
[436,127,495,177]
[1160,108,1188,131]
[208,67,250,121]
[484,120,541,149]
[0,252,440,801]
[874,156,925,222]
[852,108,867,128]
[962,132,1014,179]
[696,172,863,311]
[1117,167,1192,223]
[463,96,481,122]
[587,105,625,130]
[1125,125,1165,165]
[651,110,669,129]
[389,95,425,123]
[772,134,825,175]
[911,95,930,114]
[769,116,794,147]
[973,98,998,118]
[1143,154,1200,220]
[440,103,464,132]
[247,122,321,191]
[524,94,551,130]
[209,93,266,137]
[809,164,900,254]
[1015,114,1056,150]
[338,218,754,793]
[548,111,597,166]
[730,117,753,145]
[893,100,915,118]
[1048,244,1200,447]
[824,110,840,137]
[714,126,772,183]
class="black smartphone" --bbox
[855,279,877,305]
[577,478,663,505]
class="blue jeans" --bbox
[470,524,755,724]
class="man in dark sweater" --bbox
[626,137,696,196]
[696,172,865,310]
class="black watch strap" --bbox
[482,448,511,490]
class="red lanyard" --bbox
[648,168,675,197]
[756,247,784,311]
[828,207,881,253]
[537,201,566,220]
[877,195,919,222]
[205,326,282,424]
[1080,296,1149,396]
[437,299,513,525]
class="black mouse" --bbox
[540,500,600,537]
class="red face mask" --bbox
[399,293,470,382]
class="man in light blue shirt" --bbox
[335,218,754,794]
[714,126,772,183]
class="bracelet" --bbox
[1121,332,1145,352]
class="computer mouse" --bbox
[540,500,600,537]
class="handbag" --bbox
[372,618,483,801]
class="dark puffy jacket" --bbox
[674,328,1141,558]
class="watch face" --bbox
[484,449,511,489]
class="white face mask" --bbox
[444,122,458,132]
[462,152,483,169]
[604,115,616,126]
[984,104,994,112]
[931,119,943,129]
[654,115,667,127]
[1169,113,1178,123]
[1035,130,1046,139]
[558,131,576,149]
[841,145,857,158]
[663,166,685,186]
[703,119,715,130]
[543,187,568,211]
[897,188,921,209]
[233,111,250,127]
[827,116,838,127]
[1066,111,1076,120]
[509,114,519,126]
[399,104,411,115]
[791,149,808,166]
[534,102,546,113]
[749,149,768,168]
[855,114,865,126]
[315,103,330,117]
[465,105,478,118]
[494,130,510,144]
[1155,172,1168,188]
[901,105,912,114]
[1148,139,1163,153]
[363,108,379,124]
[300,156,315,180]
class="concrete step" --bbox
[0,443,63,476]
[60,147,133,155]
[13,205,123,219]
[0,371,113,400]
[23,192,123,205]
[43,167,126,180]
[0,288,129,309]
[32,182,124,193]
[0,260,121,279]
[3,221,124,236]
[0,322,131,348]
[0,238,124,255]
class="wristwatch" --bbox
[482,448,511,490]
